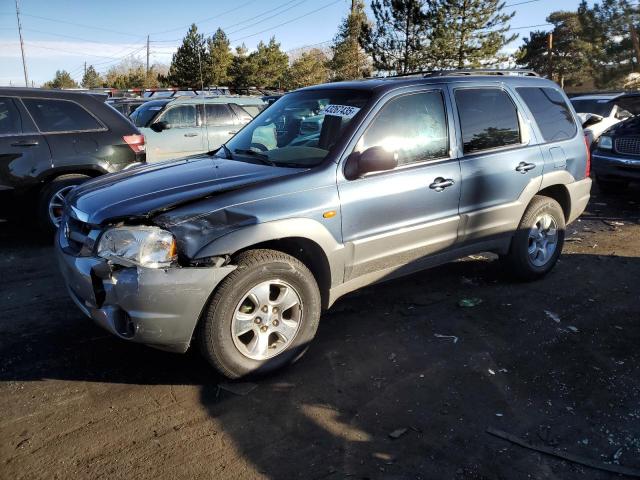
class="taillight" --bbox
[123,134,145,153]
[584,134,591,178]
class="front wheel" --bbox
[198,249,321,379]
[502,195,565,281]
[37,174,90,234]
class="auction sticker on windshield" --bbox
[323,104,361,118]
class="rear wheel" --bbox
[503,195,565,281]
[37,174,90,235]
[198,249,321,379]
[596,176,628,195]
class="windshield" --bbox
[130,100,170,127]
[216,89,371,167]
[571,99,614,116]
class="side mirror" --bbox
[150,121,170,133]
[345,146,398,179]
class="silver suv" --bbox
[56,71,592,378]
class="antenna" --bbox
[15,0,28,87]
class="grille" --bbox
[615,137,640,156]
[64,216,92,255]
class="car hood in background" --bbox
[67,156,302,224]
[604,116,640,137]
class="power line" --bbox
[226,0,308,36]
[505,0,543,6]
[16,12,140,37]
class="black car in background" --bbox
[592,115,640,193]
[0,88,146,232]
[106,97,149,117]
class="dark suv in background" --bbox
[0,88,146,232]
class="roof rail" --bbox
[380,68,539,79]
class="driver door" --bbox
[147,104,205,162]
[337,89,461,282]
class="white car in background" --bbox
[571,94,634,146]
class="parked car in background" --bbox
[571,93,634,145]
[0,88,145,232]
[106,97,148,117]
[130,96,267,162]
[591,115,640,193]
[56,71,591,378]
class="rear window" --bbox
[455,88,521,154]
[22,98,103,133]
[0,97,22,135]
[517,87,577,142]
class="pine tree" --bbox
[206,28,233,86]
[285,49,330,89]
[429,0,517,69]
[330,0,371,80]
[81,65,103,88]
[167,24,207,88]
[249,37,289,88]
[360,0,430,74]
[229,44,256,90]
[42,70,78,89]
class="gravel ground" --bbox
[1,184,639,480]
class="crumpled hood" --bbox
[606,115,640,137]
[67,155,301,224]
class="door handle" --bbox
[228,131,238,135]
[11,140,39,147]
[183,133,199,137]
[515,162,536,173]
[429,177,455,192]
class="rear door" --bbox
[147,104,205,161]
[0,96,50,191]
[338,88,461,282]
[449,83,544,243]
[204,103,239,151]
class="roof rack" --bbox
[381,68,539,79]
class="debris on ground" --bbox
[487,427,640,477]
[458,297,483,308]
[388,428,408,439]
[565,237,583,242]
[544,310,561,323]
[434,333,459,344]
[218,382,258,396]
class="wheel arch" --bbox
[536,184,571,222]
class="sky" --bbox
[0,0,588,86]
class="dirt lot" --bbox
[1,185,639,480]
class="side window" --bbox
[516,87,577,142]
[205,104,236,126]
[22,98,102,133]
[356,91,449,167]
[160,105,197,128]
[455,88,521,154]
[0,97,22,135]
[228,103,254,122]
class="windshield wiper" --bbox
[233,149,276,166]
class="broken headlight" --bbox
[97,226,177,268]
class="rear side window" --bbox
[0,97,22,135]
[455,88,521,154]
[22,98,103,133]
[160,105,197,127]
[357,90,449,167]
[205,104,236,126]
[517,87,577,142]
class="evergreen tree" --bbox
[249,37,289,88]
[206,28,233,86]
[285,49,330,89]
[330,0,371,80]
[429,0,517,69]
[360,0,431,74]
[81,65,103,88]
[42,70,78,89]
[167,24,207,88]
[229,44,256,89]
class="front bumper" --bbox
[55,228,235,353]
[592,151,640,181]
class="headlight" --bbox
[598,135,613,150]
[97,226,177,268]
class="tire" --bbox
[503,195,565,281]
[596,176,628,195]
[37,174,90,236]
[198,249,321,379]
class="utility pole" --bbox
[15,0,28,87]
[630,23,640,70]
[83,61,87,78]
[146,35,150,89]
[547,32,553,81]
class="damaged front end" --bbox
[56,211,236,353]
